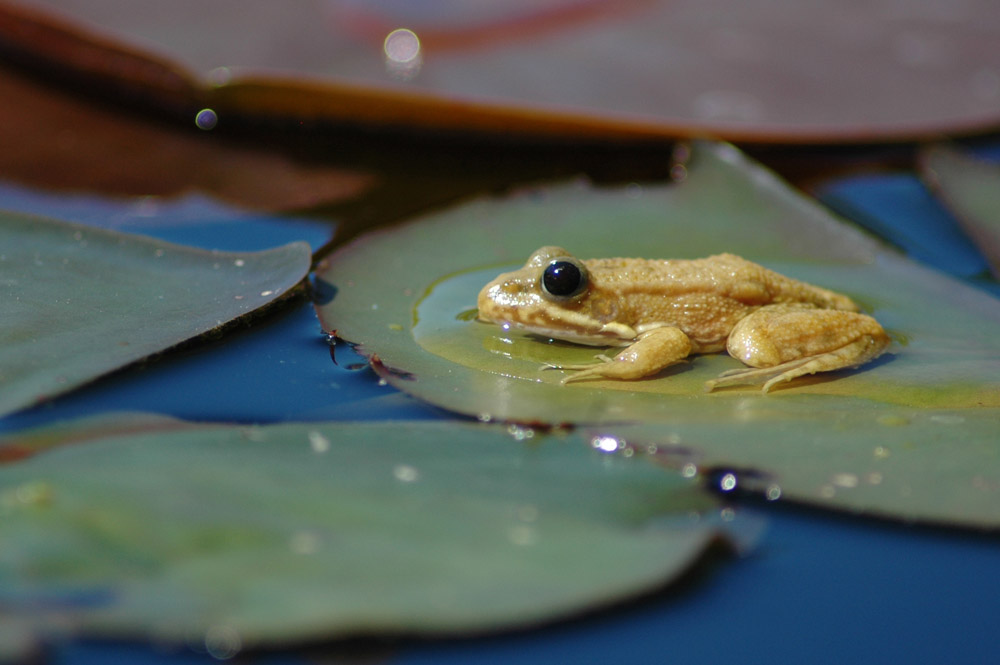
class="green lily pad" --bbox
[0,416,722,649]
[921,144,1000,279]
[316,141,1000,526]
[590,406,1000,528]
[0,211,311,417]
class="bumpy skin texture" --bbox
[477,247,890,393]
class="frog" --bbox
[476,246,890,393]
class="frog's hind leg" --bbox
[704,304,890,393]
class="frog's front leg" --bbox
[705,304,890,393]
[548,326,693,383]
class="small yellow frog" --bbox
[477,247,889,392]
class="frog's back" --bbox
[583,253,856,310]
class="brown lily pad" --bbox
[4,0,1000,143]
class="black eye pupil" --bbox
[542,260,585,298]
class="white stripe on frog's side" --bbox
[506,321,634,347]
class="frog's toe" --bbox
[557,357,653,383]
[704,358,814,393]
[542,355,613,372]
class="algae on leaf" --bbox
[0,211,311,417]
[0,416,723,648]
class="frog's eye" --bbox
[541,258,588,301]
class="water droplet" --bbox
[874,446,891,459]
[831,473,859,489]
[260,290,274,297]
[195,108,218,131]
[307,430,330,454]
[507,424,535,441]
[718,472,738,492]
[393,465,419,483]
[384,28,422,80]
[154,249,165,258]
[765,484,782,501]
[477,413,493,423]
[233,259,245,267]
[720,507,736,522]
[204,625,241,660]
[590,435,621,453]
[681,463,698,478]
[670,163,688,182]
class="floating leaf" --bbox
[316,141,1000,526]
[595,406,1000,528]
[5,1,1000,142]
[0,212,311,417]
[0,416,722,648]
[921,144,1000,279]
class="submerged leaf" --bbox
[316,141,1000,526]
[0,416,722,647]
[921,144,1000,279]
[0,212,311,417]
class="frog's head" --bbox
[476,246,634,346]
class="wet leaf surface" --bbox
[597,407,1000,528]
[920,144,1000,279]
[0,211,311,417]
[5,1,1000,142]
[0,416,723,648]
[316,141,1000,526]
